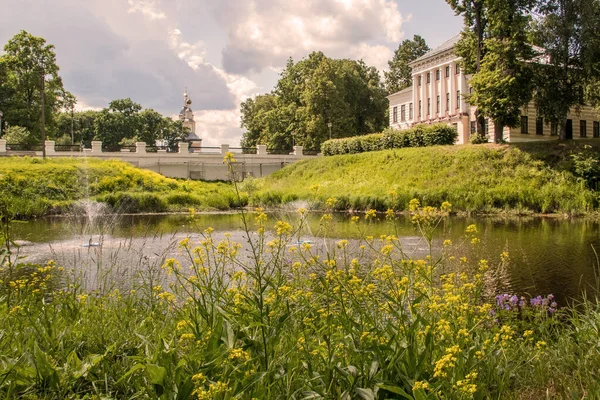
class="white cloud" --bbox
[127,0,167,20]
[220,0,405,73]
[351,43,394,72]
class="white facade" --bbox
[387,35,600,143]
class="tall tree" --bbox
[532,0,600,139]
[468,0,534,143]
[446,0,488,138]
[0,31,70,141]
[94,98,142,148]
[384,35,430,94]
[241,52,387,151]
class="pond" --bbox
[9,210,600,305]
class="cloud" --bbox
[0,0,235,117]
[219,0,405,74]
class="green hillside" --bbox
[0,157,242,218]
[252,141,600,214]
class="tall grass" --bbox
[0,157,243,217]
[2,157,600,398]
[253,142,600,214]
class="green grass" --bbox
[2,206,600,398]
[0,157,243,217]
[253,141,600,214]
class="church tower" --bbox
[179,91,202,147]
[179,91,196,134]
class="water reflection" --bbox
[10,212,600,304]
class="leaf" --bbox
[355,388,375,400]
[377,384,413,399]
[369,361,379,380]
[301,391,323,399]
[146,364,166,386]
[222,319,235,349]
[116,363,146,384]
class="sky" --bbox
[0,0,462,146]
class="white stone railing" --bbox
[0,140,317,157]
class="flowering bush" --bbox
[1,193,599,398]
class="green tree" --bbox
[446,0,488,138]
[241,52,387,151]
[467,0,534,143]
[384,35,430,94]
[533,0,600,139]
[94,98,142,148]
[0,30,71,142]
[2,126,37,148]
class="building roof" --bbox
[410,33,461,65]
[386,86,413,99]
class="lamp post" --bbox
[0,111,3,137]
[327,122,332,140]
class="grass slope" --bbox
[0,157,241,217]
[254,141,600,214]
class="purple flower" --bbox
[509,295,519,306]
[550,302,557,308]
[530,296,543,307]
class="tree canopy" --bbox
[467,0,534,142]
[384,35,430,94]
[240,52,387,151]
[0,30,72,141]
[531,0,600,139]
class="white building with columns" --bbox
[387,35,600,143]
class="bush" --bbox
[322,124,457,156]
[100,192,168,213]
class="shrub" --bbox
[165,192,202,206]
[322,124,457,156]
[99,192,168,213]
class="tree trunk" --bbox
[558,116,567,140]
[40,67,46,159]
[494,120,504,143]
[474,1,486,138]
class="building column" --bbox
[428,71,433,119]
[458,70,466,114]
[412,75,417,123]
[441,65,447,117]
[449,64,456,115]
[420,72,426,121]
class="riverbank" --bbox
[0,157,245,218]
[251,141,600,214]
[2,205,600,398]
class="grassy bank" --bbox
[251,141,600,214]
[0,157,243,218]
[1,205,600,398]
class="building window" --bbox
[419,100,422,117]
[470,121,476,134]
[580,120,587,137]
[409,103,413,120]
[436,70,440,81]
[436,95,440,113]
[446,93,450,111]
[521,116,529,134]
[392,107,397,123]
[594,121,600,138]
[427,72,431,84]
[455,64,460,74]
[456,91,461,109]
[401,105,406,122]
[445,66,450,78]
[536,117,544,135]
[427,98,431,115]
[418,76,422,86]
